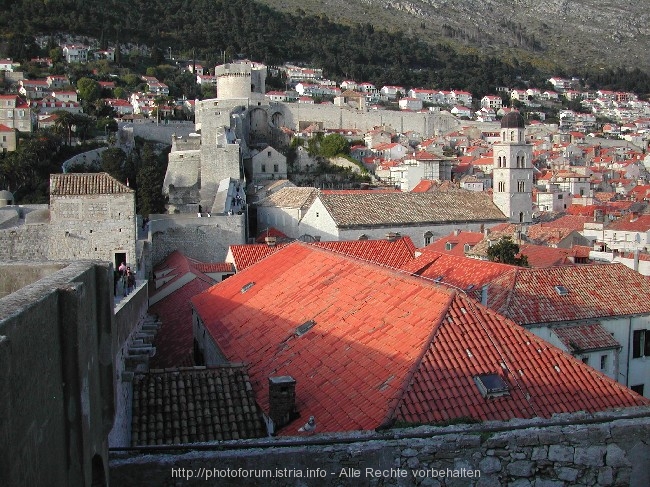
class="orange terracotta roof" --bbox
[607,214,650,232]
[553,323,620,352]
[517,244,576,268]
[486,264,650,325]
[538,215,591,232]
[313,237,416,268]
[402,250,515,294]
[395,294,646,423]
[255,227,288,243]
[424,231,484,256]
[227,243,288,272]
[191,244,649,433]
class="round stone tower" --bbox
[215,60,266,100]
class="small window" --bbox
[268,151,272,157]
[295,320,316,336]
[633,329,650,358]
[273,164,279,172]
[424,231,433,246]
[554,285,569,296]
[464,243,472,252]
[261,164,266,173]
[631,384,645,396]
[600,354,608,371]
[445,242,453,251]
[581,356,589,365]
[474,373,509,398]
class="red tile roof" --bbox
[192,262,234,273]
[149,251,218,367]
[541,215,591,232]
[226,243,288,272]
[424,231,484,256]
[313,237,416,268]
[607,214,650,232]
[191,244,648,433]
[255,227,288,243]
[486,264,650,325]
[402,250,515,294]
[553,323,621,352]
[517,244,578,268]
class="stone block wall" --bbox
[0,224,50,261]
[1,261,114,487]
[149,214,246,267]
[109,409,650,487]
[49,193,137,267]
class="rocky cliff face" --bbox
[262,0,650,73]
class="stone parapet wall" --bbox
[0,224,50,261]
[110,408,650,487]
[149,214,246,266]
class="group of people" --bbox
[114,262,136,297]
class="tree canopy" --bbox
[486,236,529,267]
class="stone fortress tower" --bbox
[163,59,462,215]
[492,111,533,224]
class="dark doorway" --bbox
[114,252,126,271]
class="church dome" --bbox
[500,111,526,129]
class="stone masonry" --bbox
[110,408,650,487]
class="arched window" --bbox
[510,130,515,142]
[498,181,505,192]
[424,231,433,246]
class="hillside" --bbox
[0,0,648,96]
[259,0,650,74]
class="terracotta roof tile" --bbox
[553,323,621,352]
[192,244,648,433]
[50,172,132,196]
[313,237,416,268]
[486,264,650,324]
[131,366,266,445]
[425,231,484,255]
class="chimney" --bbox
[454,229,460,237]
[386,232,398,242]
[265,236,277,247]
[481,284,489,306]
[268,376,297,432]
[634,249,640,272]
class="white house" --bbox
[451,105,472,118]
[297,191,507,246]
[256,187,320,238]
[399,97,423,111]
[380,85,405,100]
[62,44,89,63]
[249,146,288,182]
[481,95,503,110]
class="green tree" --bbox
[77,77,101,104]
[101,148,127,181]
[113,86,127,100]
[320,134,350,157]
[487,236,529,266]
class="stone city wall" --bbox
[149,214,246,266]
[0,224,50,261]
[120,121,194,144]
[110,409,650,487]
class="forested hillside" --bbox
[1,0,648,96]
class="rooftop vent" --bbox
[241,282,255,293]
[554,285,569,296]
[473,373,510,399]
[433,275,444,283]
[295,320,316,337]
